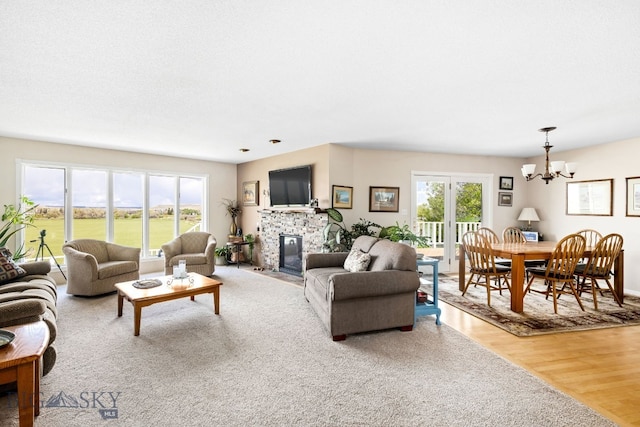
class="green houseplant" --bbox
[322,208,381,252]
[214,246,231,265]
[244,234,255,263]
[380,221,430,247]
[1,196,38,260]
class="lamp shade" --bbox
[518,208,540,222]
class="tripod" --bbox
[31,230,66,280]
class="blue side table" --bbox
[415,257,441,325]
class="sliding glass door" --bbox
[412,173,492,272]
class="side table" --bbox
[0,321,50,427]
[416,257,441,325]
[226,241,251,269]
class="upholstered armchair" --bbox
[62,239,141,296]
[161,232,217,276]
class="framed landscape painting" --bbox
[242,181,259,206]
[566,179,613,216]
[332,185,353,209]
[369,186,399,212]
[498,192,513,206]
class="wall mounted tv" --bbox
[268,165,312,207]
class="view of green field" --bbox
[24,218,200,263]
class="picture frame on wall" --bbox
[369,186,399,212]
[566,179,613,216]
[626,176,640,217]
[332,185,353,209]
[498,192,513,206]
[242,181,259,206]
[499,176,514,190]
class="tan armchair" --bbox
[161,232,217,276]
[62,239,141,296]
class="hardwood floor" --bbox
[439,300,640,427]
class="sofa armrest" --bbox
[0,299,46,327]
[106,242,141,262]
[62,247,99,280]
[330,270,420,301]
[305,252,349,270]
[17,261,52,276]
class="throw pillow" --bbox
[344,248,371,272]
[0,247,27,285]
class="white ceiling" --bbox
[1,1,639,164]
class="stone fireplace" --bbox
[259,209,328,274]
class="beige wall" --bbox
[238,139,640,294]
[0,136,237,277]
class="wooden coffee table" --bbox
[0,321,49,427]
[115,273,223,336]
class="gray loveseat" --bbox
[303,236,420,341]
[0,261,58,376]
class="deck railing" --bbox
[414,221,482,247]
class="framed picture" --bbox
[332,185,353,209]
[369,186,399,212]
[242,181,259,206]
[498,192,513,206]
[626,176,640,217]
[499,176,514,190]
[566,179,613,216]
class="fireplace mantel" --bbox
[259,210,328,272]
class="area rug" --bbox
[437,275,640,337]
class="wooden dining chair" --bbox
[576,229,603,248]
[502,226,526,243]
[574,233,623,310]
[502,226,545,277]
[524,233,586,314]
[462,231,511,307]
[476,227,508,287]
[477,227,500,243]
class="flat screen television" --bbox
[268,165,312,207]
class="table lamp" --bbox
[517,208,539,231]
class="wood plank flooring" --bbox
[439,300,640,427]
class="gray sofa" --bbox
[0,261,58,376]
[303,236,420,341]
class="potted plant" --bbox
[214,246,231,266]
[1,196,38,260]
[220,198,241,236]
[380,221,430,247]
[322,208,381,252]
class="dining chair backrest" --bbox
[544,233,586,280]
[477,227,500,244]
[502,227,526,244]
[582,233,623,277]
[576,229,603,248]
[462,231,499,273]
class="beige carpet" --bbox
[0,267,614,426]
[438,275,640,337]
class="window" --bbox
[19,161,208,264]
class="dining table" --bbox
[458,241,624,313]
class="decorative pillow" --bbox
[343,248,371,272]
[0,247,27,285]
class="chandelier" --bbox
[521,127,577,184]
